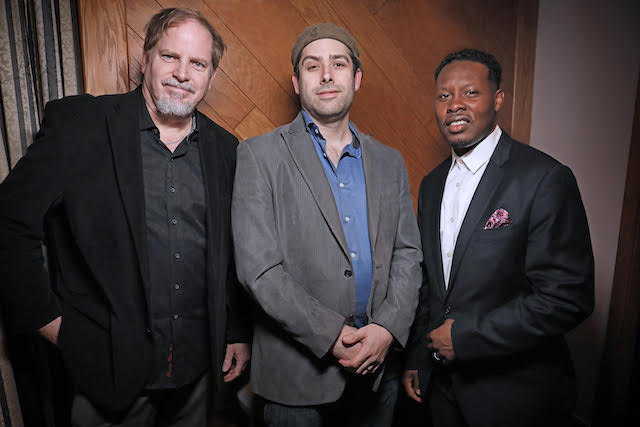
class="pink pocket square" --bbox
[484,208,512,229]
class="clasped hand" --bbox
[331,323,393,375]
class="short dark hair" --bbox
[144,8,226,71]
[435,49,502,89]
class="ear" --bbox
[354,68,362,92]
[292,73,300,95]
[141,51,149,75]
[494,88,504,112]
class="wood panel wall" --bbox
[78,0,538,203]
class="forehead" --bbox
[156,19,213,51]
[437,60,490,87]
[300,38,351,60]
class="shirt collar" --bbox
[301,110,361,153]
[450,125,502,174]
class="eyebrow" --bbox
[301,54,351,64]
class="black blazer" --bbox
[0,88,249,411]
[406,133,594,426]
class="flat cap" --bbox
[291,22,360,68]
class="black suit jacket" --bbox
[406,133,594,426]
[0,88,250,411]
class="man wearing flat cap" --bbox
[232,23,422,426]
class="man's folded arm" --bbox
[369,154,422,347]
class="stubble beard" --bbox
[301,84,355,124]
[156,78,198,118]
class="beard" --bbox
[156,78,197,118]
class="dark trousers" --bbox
[71,373,210,427]
[429,368,468,427]
[264,357,400,427]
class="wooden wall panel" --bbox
[79,0,538,203]
[78,0,128,95]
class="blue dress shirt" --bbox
[302,111,373,328]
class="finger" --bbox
[342,329,366,346]
[355,356,376,375]
[403,378,422,403]
[222,348,234,373]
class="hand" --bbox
[38,316,61,346]
[427,318,456,362]
[222,342,251,382]
[340,323,393,375]
[331,325,361,370]
[402,369,422,403]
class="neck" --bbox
[306,110,352,149]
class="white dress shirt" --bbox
[440,126,502,288]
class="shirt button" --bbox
[450,217,454,223]
[350,252,356,259]
[323,153,327,158]
[339,182,345,188]
[170,187,176,193]
[174,253,180,259]
[170,218,178,225]
[446,252,451,258]
[456,182,461,187]
[344,269,353,277]
[345,216,350,222]
[174,284,180,290]
[173,314,179,320]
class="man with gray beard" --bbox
[0,8,250,426]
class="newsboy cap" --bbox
[291,22,360,68]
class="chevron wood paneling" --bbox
[80,0,537,203]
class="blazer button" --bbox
[444,306,452,315]
[145,328,152,337]
[344,269,353,277]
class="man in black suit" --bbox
[0,8,249,426]
[402,49,594,427]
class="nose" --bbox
[446,93,465,113]
[321,64,333,84]
[173,60,190,82]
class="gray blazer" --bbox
[232,112,422,405]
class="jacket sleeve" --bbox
[451,164,595,360]
[231,140,346,359]
[0,100,68,333]
[404,178,431,369]
[369,153,423,347]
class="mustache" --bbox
[161,78,195,94]
[315,85,341,94]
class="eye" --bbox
[465,90,478,96]
[161,54,175,61]
[306,64,319,71]
[437,93,450,100]
[193,61,205,70]
[334,62,346,68]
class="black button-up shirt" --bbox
[139,97,209,389]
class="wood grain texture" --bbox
[235,107,275,141]
[79,0,537,202]
[511,0,538,143]
[78,0,129,95]
[593,74,640,426]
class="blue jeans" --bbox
[264,353,400,427]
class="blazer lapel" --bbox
[359,134,381,250]
[283,113,350,259]
[105,89,150,291]
[446,136,511,296]
[426,162,449,300]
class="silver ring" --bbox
[432,351,441,361]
